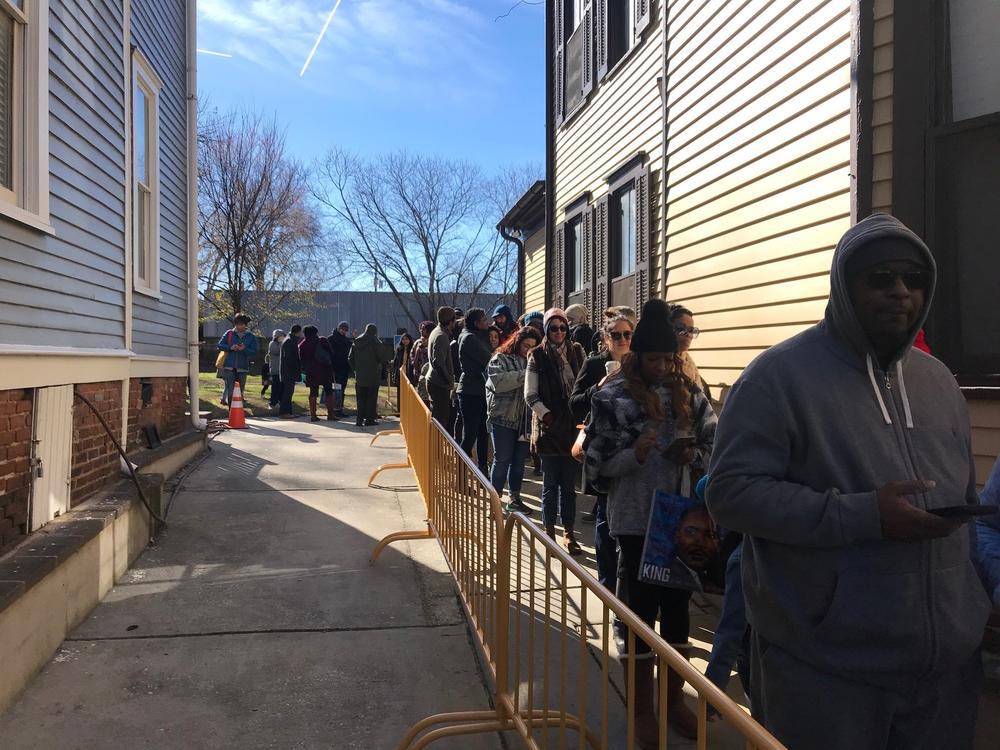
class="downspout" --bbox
[544,0,554,307]
[120,0,134,472]
[499,224,525,313]
[660,0,669,300]
[187,0,206,430]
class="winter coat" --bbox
[299,335,334,387]
[570,323,595,355]
[524,341,586,456]
[265,339,282,367]
[584,377,716,538]
[427,325,455,390]
[486,352,528,431]
[708,213,991,689]
[409,339,430,386]
[329,329,353,378]
[218,329,259,372]
[491,304,517,343]
[569,351,613,423]
[349,328,386,388]
[391,343,412,386]
[279,334,302,384]
[457,328,492,396]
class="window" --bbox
[132,50,161,297]
[610,182,636,278]
[0,0,48,230]
[566,216,584,292]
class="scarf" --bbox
[545,338,576,398]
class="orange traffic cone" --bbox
[228,380,248,429]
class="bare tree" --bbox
[198,107,326,329]
[313,149,535,327]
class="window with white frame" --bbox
[0,0,49,228]
[132,50,161,296]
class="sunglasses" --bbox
[675,326,700,338]
[865,269,930,291]
[548,325,568,333]
[608,330,633,342]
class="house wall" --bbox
[662,0,854,388]
[0,390,33,553]
[523,228,547,314]
[71,380,123,506]
[126,376,189,452]
[129,0,189,360]
[0,0,127,349]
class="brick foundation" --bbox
[126,377,189,453]
[71,381,123,507]
[0,389,33,553]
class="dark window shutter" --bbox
[553,225,566,309]
[634,166,652,312]
[582,3,594,98]
[595,196,610,318]
[555,0,565,125]
[596,0,609,81]
[635,0,652,39]
[582,206,594,323]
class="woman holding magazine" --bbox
[583,298,717,745]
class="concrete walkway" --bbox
[0,418,502,749]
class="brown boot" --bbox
[308,396,319,422]
[665,646,699,740]
[563,528,582,556]
[544,525,556,541]
[622,658,660,750]
[325,394,338,420]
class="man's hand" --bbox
[542,412,555,427]
[634,431,659,464]
[878,480,961,540]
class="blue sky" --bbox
[196,0,545,172]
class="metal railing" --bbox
[370,379,785,750]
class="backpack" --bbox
[417,361,431,402]
[315,339,332,366]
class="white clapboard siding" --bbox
[523,229,547,314]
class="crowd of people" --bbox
[218,213,1000,750]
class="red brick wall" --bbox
[0,389,33,553]
[71,381,123,507]
[126,377,189,452]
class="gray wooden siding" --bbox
[129,0,189,358]
[0,0,126,349]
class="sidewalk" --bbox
[0,418,502,749]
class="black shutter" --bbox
[582,2,594,98]
[595,196,610,319]
[555,0,565,125]
[634,166,651,312]
[635,0,652,39]
[582,206,594,323]
[552,225,566,309]
[596,0,609,81]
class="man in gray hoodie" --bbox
[708,214,991,749]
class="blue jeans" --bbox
[490,425,529,501]
[279,379,296,414]
[458,393,489,470]
[593,495,617,591]
[269,377,284,408]
[222,369,248,404]
[705,542,749,693]
[540,454,578,530]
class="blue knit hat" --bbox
[523,311,544,326]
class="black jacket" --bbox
[329,330,352,376]
[569,351,612,423]
[571,323,595,355]
[457,328,492,396]
[279,334,302,384]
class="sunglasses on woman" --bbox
[675,326,700,338]
[608,330,633,342]
[548,325,568,333]
[865,269,930,290]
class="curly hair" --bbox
[497,325,542,357]
[619,351,694,430]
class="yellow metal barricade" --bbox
[370,378,785,750]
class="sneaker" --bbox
[507,499,532,516]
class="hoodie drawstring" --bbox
[865,354,915,429]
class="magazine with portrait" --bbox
[639,489,720,591]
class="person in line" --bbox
[278,325,303,418]
[487,326,542,515]
[565,303,595,355]
[408,321,434,386]
[427,307,457,427]
[707,214,990,750]
[584,299,717,743]
[449,311,465,439]
[329,321,353,420]
[669,304,710,398]
[391,332,414,408]
[265,329,285,410]
[977,455,1000,609]
[298,325,337,422]
[458,308,493,475]
[570,312,636,589]
[591,306,638,352]
[261,329,281,399]
[488,326,502,352]
[491,304,517,345]
[348,324,386,427]
[218,314,259,407]
[523,311,544,337]
[525,308,587,555]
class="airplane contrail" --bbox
[197,49,233,58]
[300,0,344,77]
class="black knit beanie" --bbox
[630,299,679,353]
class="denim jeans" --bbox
[490,425,530,501]
[279,380,295,414]
[458,393,489,470]
[540,454,578,530]
[222,369,248,405]
[705,542,750,693]
[593,495,617,591]
[269,377,284,408]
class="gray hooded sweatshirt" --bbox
[707,214,990,689]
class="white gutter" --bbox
[186,0,206,430]
[121,0,134,472]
